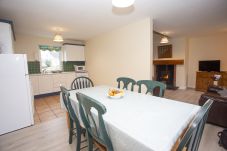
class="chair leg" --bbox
[76,128,81,151]
[87,133,93,151]
[69,118,74,144]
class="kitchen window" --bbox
[39,45,62,72]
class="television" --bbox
[199,60,220,72]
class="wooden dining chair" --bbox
[60,86,87,151]
[71,76,94,90]
[176,99,213,151]
[117,77,136,91]
[76,92,114,151]
[137,80,166,97]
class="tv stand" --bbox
[196,71,227,92]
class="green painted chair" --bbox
[137,80,166,97]
[177,99,213,151]
[117,77,136,91]
[76,92,114,151]
[60,86,87,151]
[71,76,94,90]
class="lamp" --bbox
[112,0,135,8]
[53,34,64,42]
[160,37,169,44]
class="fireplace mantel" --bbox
[153,59,184,65]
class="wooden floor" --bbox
[0,89,225,151]
[165,88,203,105]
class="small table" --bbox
[63,86,200,151]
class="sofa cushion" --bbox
[199,92,227,128]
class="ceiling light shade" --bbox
[160,37,169,44]
[53,34,64,42]
[112,0,135,8]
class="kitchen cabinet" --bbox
[52,74,67,92]
[62,44,85,61]
[63,72,76,89]
[30,75,39,95]
[30,72,76,96]
[38,74,54,94]
[196,71,227,91]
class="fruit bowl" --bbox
[108,88,124,99]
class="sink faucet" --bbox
[42,68,47,73]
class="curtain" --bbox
[39,45,61,51]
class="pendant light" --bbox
[53,34,64,42]
[112,0,135,8]
[160,36,169,44]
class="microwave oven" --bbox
[74,65,86,72]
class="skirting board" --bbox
[34,91,60,99]
[178,86,187,90]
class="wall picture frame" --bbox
[158,45,172,58]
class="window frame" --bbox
[39,45,62,72]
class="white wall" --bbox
[172,38,188,89]
[153,35,188,89]
[0,22,13,53]
[187,33,227,88]
[85,18,153,87]
[14,34,61,61]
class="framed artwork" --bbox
[158,45,172,58]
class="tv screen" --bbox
[199,60,220,72]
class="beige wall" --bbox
[14,34,61,61]
[153,36,188,89]
[187,33,227,88]
[85,18,153,87]
[172,38,188,89]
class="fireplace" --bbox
[153,59,184,90]
[156,65,176,89]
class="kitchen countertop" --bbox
[29,71,75,76]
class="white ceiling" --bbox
[0,0,227,40]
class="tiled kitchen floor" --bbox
[34,95,66,124]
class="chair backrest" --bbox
[177,99,213,151]
[60,86,70,111]
[60,86,81,129]
[136,80,166,97]
[71,76,94,90]
[76,92,113,151]
[116,77,136,91]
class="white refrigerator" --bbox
[0,54,34,135]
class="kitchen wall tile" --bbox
[28,61,40,74]
[63,61,85,72]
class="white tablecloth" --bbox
[62,86,200,151]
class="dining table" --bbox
[60,85,201,151]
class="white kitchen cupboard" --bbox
[63,72,76,89]
[52,74,67,92]
[30,72,76,96]
[62,44,85,61]
[0,21,13,53]
[30,75,39,95]
[38,74,54,94]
